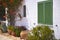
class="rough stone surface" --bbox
[0,33,22,40]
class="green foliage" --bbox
[2,0,23,11]
[0,25,2,30]
[28,25,54,40]
[7,26,25,37]
[14,27,22,37]
[7,26,14,31]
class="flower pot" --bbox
[0,29,2,34]
[7,29,12,35]
[20,31,28,39]
[11,31,16,36]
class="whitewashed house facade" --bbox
[12,0,60,39]
[21,0,60,39]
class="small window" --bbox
[23,5,26,17]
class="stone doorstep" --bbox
[0,33,22,40]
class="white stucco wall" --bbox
[37,0,46,2]
[25,0,38,30]
[53,0,60,39]
[15,0,49,30]
[25,0,60,39]
[25,0,47,30]
[14,0,38,30]
[21,0,60,39]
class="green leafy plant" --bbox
[7,26,26,37]
[0,25,3,33]
[2,0,23,10]
[7,25,15,35]
[14,27,23,37]
[0,25,2,30]
[7,26,14,30]
[28,25,54,40]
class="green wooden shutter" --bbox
[45,2,53,25]
[38,1,53,25]
[38,2,44,24]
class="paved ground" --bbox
[0,33,21,40]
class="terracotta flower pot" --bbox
[20,30,28,39]
[11,31,16,36]
[0,29,2,34]
[10,0,13,3]
[7,29,12,35]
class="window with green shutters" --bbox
[38,1,53,25]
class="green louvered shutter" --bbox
[45,2,53,25]
[38,1,53,25]
[38,2,44,24]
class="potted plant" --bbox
[20,30,28,39]
[15,27,22,37]
[27,25,54,40]
[0,25,2,33]
[11,26,16,36]
[14,26,26,37]
[7,25,14,35]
